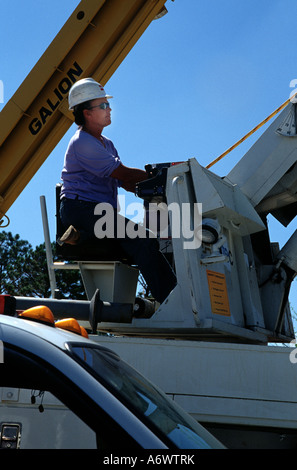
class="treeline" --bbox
[0,231,86,299]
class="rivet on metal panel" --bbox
[77,11,85,20]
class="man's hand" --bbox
[111,163,148,192]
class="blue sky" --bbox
[1,0,297,313]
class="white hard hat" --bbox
[68,78,113,109]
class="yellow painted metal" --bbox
[0,0,167,215]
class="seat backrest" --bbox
[55,184,132,263]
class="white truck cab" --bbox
[0,309,224,450]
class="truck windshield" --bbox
[68,343,219,449]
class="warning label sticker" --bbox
[206,270,231,316]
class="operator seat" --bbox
[55,184,132,263]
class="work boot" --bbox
[58,225,80,245]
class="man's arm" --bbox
[111,163,148,192]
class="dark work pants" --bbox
[60,198,177,303]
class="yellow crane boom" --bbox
[0,0,167,217]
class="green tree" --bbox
[0,231,36,296]
[0,231,86,299]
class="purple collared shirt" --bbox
[60,128,121,207]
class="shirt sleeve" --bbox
[73,131,121,177]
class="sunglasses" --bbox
[88,102,111,110]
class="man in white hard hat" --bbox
[59,78,176,304]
